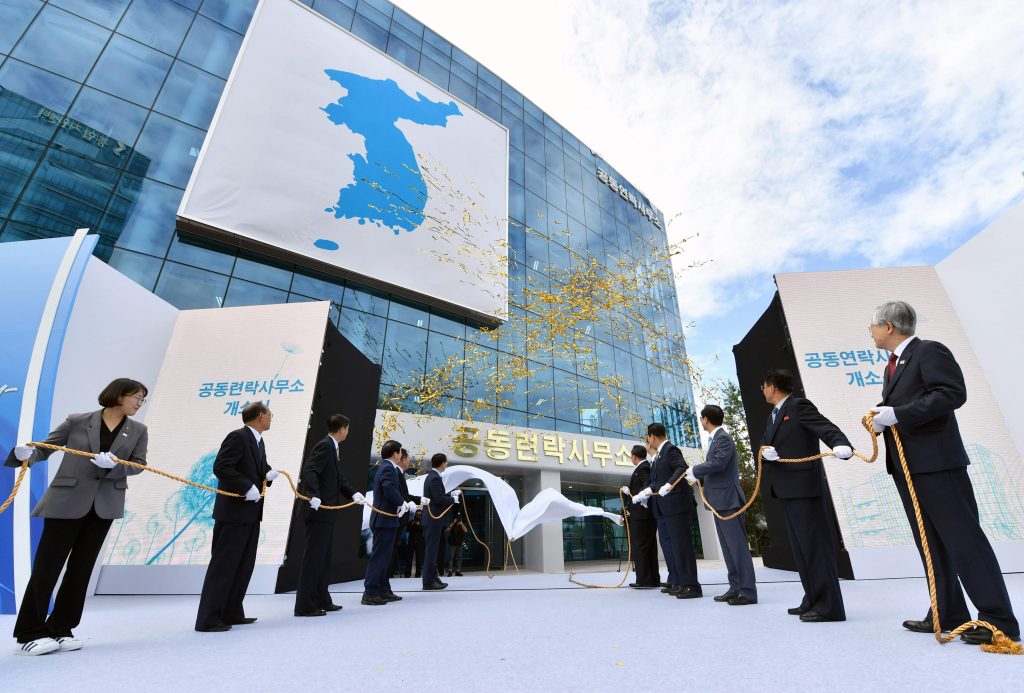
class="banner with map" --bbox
[178,0,509,322]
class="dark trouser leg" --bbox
[196,521,254,629]
[14,517,84,642]
[652,507,678,585]
[780,496,844,620]
[454,544,464,572]
[364,527,397,597]
[630,519,659,586]
[223,522,259,623]
[422,526,442,587]
[295,520,332,614]
[897,469,1018,636]
[716,511,757,600]
[46,508,112,638]
[665,511,700,588]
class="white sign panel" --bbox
[179,0,509,321]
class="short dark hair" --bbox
[700,405,724,427]
[242,401,269,423]
[431,453,447,468]
[763,369,795,394]
[327,414,350,433]
[97,378,148,408]
[647,422,667,438]
[400,448,409,460]
[631,444,647,460]
[381,440,402,460]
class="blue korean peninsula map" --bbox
[318,70,462,250]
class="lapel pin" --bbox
[783,415,790,422]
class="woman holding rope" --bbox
[5,378,149,656]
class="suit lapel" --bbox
[107,418,132,459]
[87,410,102,453]
[883,337,918,399]
[766,398,791,444]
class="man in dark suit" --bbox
[760,369,852,622]
[869,300,1019,644]
[294,414,365,617]
[389,448,422,579]
[689,405,757,605]
[632,422,701,599]
[420,453,461,591]
[622,445,659,589]
[362,440,412,606]
[195,401,277,632]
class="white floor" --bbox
[3,566,1022,691]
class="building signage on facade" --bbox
[596,167,662,229]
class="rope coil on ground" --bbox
[569,488,633,588]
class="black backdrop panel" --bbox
[276,320,381,593]
[733,292,853,579]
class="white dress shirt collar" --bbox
[893,335,916,358]
[774,395,790,411]
[246,426,262,443]
[656,439,668,455]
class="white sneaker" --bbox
[55,636,83,652]
[15,637,59,656]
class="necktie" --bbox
[771,406,779,424]
[887,352,898,378]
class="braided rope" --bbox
[0,460,28,514]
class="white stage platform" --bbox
[4,566,1021,691]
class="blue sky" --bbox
[395,0,1024,388]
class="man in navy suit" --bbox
[869,300,1019,644]
[294,414,365,617]
[632,422,701,599]
[420,453,460,591]
[362,440,413,606]
[760,369,852,622]
[621,445,659,589]
[195,402,278,632]
[689,405,757,605]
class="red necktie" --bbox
[887,352,898,378]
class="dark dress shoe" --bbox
[800,610,845,623]
[675,586,703,599]
[322,604,343,612]
[455,572,463,576]
[714,592,738,602]
[195,624,232,632]
[227,617,257,625]
[382,593,403,602]
[295,609,326,617]
[902,618,934,633]
[660,582,670,588]
[960,626,1020,645]
[423,581,448,591]
[630,583,659,589]
[728,595,757,606]
[361,596,387,606]
[788,606,810,616]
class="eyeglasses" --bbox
[129,394,146,404]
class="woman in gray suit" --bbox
[7,378,149,656]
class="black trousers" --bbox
[364,526,397,597]
[779,495,845,620]
[195,520,260,629]
[295,519,336,614]
[661,509,700,589]
[715,510,757,600]
[651,508,678,585]
[628,517,660,587]
[421,525,444,586]
[14,508,112,643]
[447,544,464,573]
[894,467,1019,635]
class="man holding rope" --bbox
[420,453,460,591]
[868,300,1019,645]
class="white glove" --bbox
[658,483,672,497]
[452,490,461,504]
[266,469,279,481]
[631,487,652,504]
[310,496,321,511]
[832,445,853,460]
[639,496,649,508]
[762,446,779,461]
[91,452,117,469]
[14,445,34,462]
[405,501,418,513]
[872,419,885,434]
[620,485,631,495]
[421,496,431,506]
[352,492,365,504]
[244,484,261,502]
[684,467,696,485]
[871,406,898,427]
[397,503,409,518]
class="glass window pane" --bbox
[178,16,242,79]
[0,58,80,113]
[342,282,388,316]
[417,56,448,90]
[223,277,288,307]
[9,147,119,232]
[166,233,235,273]
[290,269,343,303]
[424,331,463,399]
[103,175,180,255]
[524,156,545,196]
[312,0,353,29]
[129,112,205,187]
[199,0,258,34]
[13,4,109,82]
[154,61,225,129]
[106,247,162,290]
[49,0,128,28]
[428,310,465,339]
[119,0,193,55]
[527,363,553,418]
[385,37,418,71]
[232,253,292,290]
[349,14,387,50]
[338,308,386,364]
[88,34,173,108]
[57,87,146,163]
[389,298,428,327]
[0,0,41,54]
[153,260,228,309]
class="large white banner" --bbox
[179,0,509,321]
[776,267,1024,578]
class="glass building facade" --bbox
[0,0,697,445]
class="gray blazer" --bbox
[692,428,746,512]
[4,410,148,520]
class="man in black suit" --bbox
[362,440,412,606]
[195,402,277,632]
[869,300,1019,644]
[622,445,659,589]
[389,449,422,579]
[421,453,461,591]
[689,405,757,605]
[294,414,365,617]
[760,369,852,623]
[632,422,701,599]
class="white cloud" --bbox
[394,0,1024,325]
